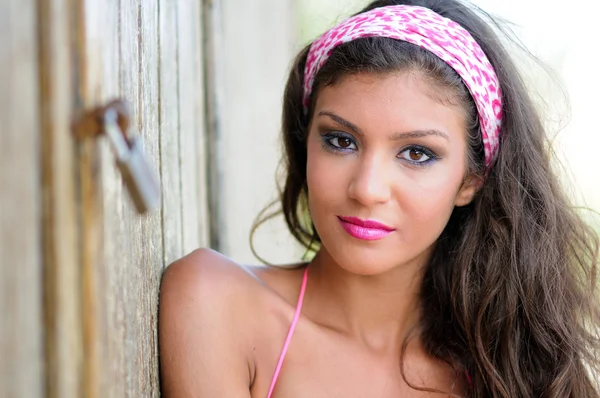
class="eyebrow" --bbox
[317,110,450,141]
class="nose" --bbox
[347,153,392,206]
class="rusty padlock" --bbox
[74,100,161,214]
[102,107,161,214]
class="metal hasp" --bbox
[74,100,161,214]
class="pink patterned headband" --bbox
[303,5,502,169]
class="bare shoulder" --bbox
[161,248,261,302]
[158,248,305,397]
[159,249,260,397]
[160,249,262,341]
[160,248,304,315]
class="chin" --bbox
[341,262,396,276]
[318,233,434,277]
[326,245,411,276]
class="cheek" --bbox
[394,162,466,232]
[306,136,347,202]
[403,188,455,225]
[401,143,467,199]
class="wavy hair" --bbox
[254,0,600,396]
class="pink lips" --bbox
[337,216,396,241]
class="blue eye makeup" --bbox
[397,145,439,167]
[320,131,358,153]
[319,131,440,167]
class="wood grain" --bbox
[4,0,213,396]
[79,0,120,396]
[32,0,214,396]
[159,0,184,267]
[38,0,83,396]
[118,0,143,395]
[194,1,211,249]
[202,0,225,251]
[178,0,203,252]
[79,0,180,396]
[0,0,44,397]
[138,0,162,395]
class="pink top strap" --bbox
[266,266,309,398]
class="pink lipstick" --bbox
[337,216,395,241]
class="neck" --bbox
[305,249,429,354]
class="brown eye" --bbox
[324,134,356,151]
[329,136,355,149]
[338,137,352,148]
[409,149,424,161]
[398,147,435,164]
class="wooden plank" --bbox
[118,0,143,395]
[0,0,44,397]
[218,0,302,263]
[75,0,205,396]
[80,0,164,396]
[178,0,205,251]
[78,0,120,396]
[194,2,211,248]
[202,0,225,250]
[38,0,83,397]
[136,0,162,395]
[159,0,183,265]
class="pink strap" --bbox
[266,266,309,398]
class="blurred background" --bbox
[2,1,598,397]
[227,0,600,266]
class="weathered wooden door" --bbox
[1,0,213,397]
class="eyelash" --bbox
[320,132,357,153]
[320,131,440,167]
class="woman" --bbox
[159,0,600,396]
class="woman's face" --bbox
[306,71,478,275]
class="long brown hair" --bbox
[256,0,600,395]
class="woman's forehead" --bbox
[312,71,467,138]
[319,70,465,106]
